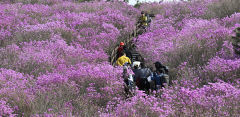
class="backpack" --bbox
[162,74,169,88]
[149,14,155,18]
[159,66,169,75]
[146,14,152,23]
[152,72,169,89]
[160,66,169,87]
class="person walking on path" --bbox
[137,11,148,29]
[122,62,135,95]
[117,42,125,59]
[134,63,152,93]
[153,61,169,88]
[116,52,131,66]
[132,55,141,68]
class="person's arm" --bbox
[151,72,155,81]
[128,58,131,64]
[146,68,152,77]
[133,74,136,82]
[116,59,120,66]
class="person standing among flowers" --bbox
[123,62,135,94]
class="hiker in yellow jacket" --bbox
[138,11,148,27]
[116,52,131,66]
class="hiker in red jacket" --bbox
[117,42,124,59]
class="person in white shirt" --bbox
[132,56,141,68]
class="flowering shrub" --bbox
[136,19,230,69]
[135,2,240,116]
[140,0,214,29]
[160,82,240,116]
[222,13,240,27]
[0,68,34,116]
[31,63,124,116]
[0,99,16,116]
[101,90,172,117]
[0,36,109,77]
[3,0,73,5]
[203,56,240,83]
[0,0,239,116]
[103,82,240,116]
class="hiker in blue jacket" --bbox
[150,69,165,90]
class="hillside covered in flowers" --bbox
[0,0,239,116]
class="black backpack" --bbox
[149,14,155,17]
[146,14,152,23]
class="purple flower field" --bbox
[0,0,239,116]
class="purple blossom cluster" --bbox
[132,0,240,116]
[0,1,137,116]
[0,99,16,117]
[103,82,240,116]
[0,0,239,116]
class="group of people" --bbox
[122,56,169,95]
[114,11,167,94]
[115,42,132,66]
[115,11,155,65]
[115,42,169,94]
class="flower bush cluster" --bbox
[0,99,16,116]
[0,0,239,116]
[103,82,240,117]
[0,1,137,116]
[133,0,240,116]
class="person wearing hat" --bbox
[117,42,125,59]
[139,11,148,27]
